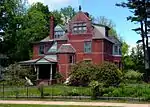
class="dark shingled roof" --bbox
[57,44,76,53]
[108,36,122,45]
[92,25,114,43]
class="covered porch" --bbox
[19,55,57,85]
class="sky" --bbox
[28,0,141,48]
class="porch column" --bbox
[37,66,39,80]
[50,64,53,81]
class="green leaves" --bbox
[4,63,36,86]
[69,61,122,87]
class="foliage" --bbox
[60,5,76,25]
[69,61,122,87]
[67,89,79,96]
[130,45,144,72]
[4,63,36,86]
[69,61,98,86]
[116,0,150,70]
[124,70,143,83]
[89,81,103,100]
[97,62,123,87]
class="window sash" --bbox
[39,45,44,54]
[84,41,92,53]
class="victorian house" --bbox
[20,7,122,84]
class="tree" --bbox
[0,2,51,63]
[0,0,27,63]
[130,44,144,72]
[116,0,150,73]
[60,6,76,25]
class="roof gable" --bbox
[71,11,90,22]
[57,44,76,53]
[47,42,57,53]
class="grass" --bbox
[0,104,113,107]
[0,83,150,101]
[0,84,91,97]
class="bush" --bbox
[69,61,99,86]
[69,61,122,87]
[67,89,80,96]
[124,69,143,83]
[89,81,104,100]
[4,63,36,86]
[97,62,123,87]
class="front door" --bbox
[39,65,50,79]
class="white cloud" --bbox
[28,0,79,11]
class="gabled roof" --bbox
[47,42,57,53]
[55,25,65,32]
[108,36,122,45]
[57,44,76,53]
[40,36,52,42]
[71,11,90,22]
[19,55,57,65]
[92,23,110,30]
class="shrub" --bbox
[4,63,36,86]
[67,89,80,96]
[124,69,143,83]
[69,61,122,87]
[97,62,123,87]
[69,61,99,86]
[89,81,103,100]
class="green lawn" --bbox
[0,104,112,107]
[0,85,91,97]
[0,83,150,100]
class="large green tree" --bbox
[60,5,76,25]
[116,0,150,72]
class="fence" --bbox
[0,83,149,102]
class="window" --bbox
[54,31,64,38]
[69,55,74,64]
[114,46,118,53]
[119,47,121,55]
[39,45,44,54]
[84,41,92,53]
[73,23,87,34]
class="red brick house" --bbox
[20,8,122,84]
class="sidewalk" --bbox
[0,100,149,107]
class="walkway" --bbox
[0,100,149,107]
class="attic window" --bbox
[73,23,87,34]
[54,31,64,38]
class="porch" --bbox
[19,55,58,85]
[35,63,57,85]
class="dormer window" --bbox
[73,23,87,34]
[54,31,64,38]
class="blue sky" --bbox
[29,0,141,48]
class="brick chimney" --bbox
[50,16,54,39]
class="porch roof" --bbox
[19,55,57,65]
